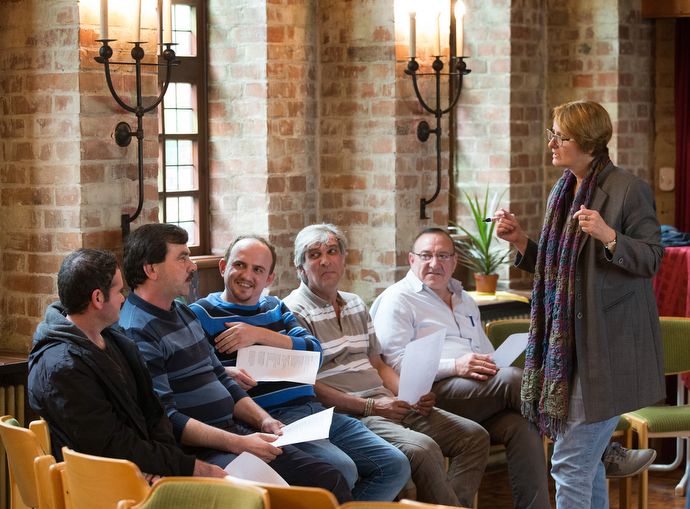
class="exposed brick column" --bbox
[207,0,270,255]
[265,0,319,293]
[318,0,400,303]
[208,0,319,296]
[616,0,655,182]
[507,0,546,287]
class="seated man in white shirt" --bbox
[284,223,490,508]
[370,228,551,509]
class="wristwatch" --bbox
[605,235,617,253]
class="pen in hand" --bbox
[483,214,515,222]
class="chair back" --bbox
[61,448,150,509]
[660,317,690,375]
[0,415,49,508]
[400,499,471,509]
[338,503,402,509]
[484,319,530,368]
[29,421,51,456]
[115,477,268,509]
[224,475,337,509]
[48,462,72,509]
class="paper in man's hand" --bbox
[490,333,528,367]
[224,452,289,486]
[397,328,446,405]
[236,345,320,384]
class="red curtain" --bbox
[676,18,690,231]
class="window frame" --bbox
[158,0,209,255]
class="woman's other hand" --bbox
[573,205,616,245]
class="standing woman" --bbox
[496,100,665,508]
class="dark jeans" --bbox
[183,421,353,504]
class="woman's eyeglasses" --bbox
[546,129,572,147]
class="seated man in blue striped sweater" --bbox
[118,223,352,503]
[190,235,410,502]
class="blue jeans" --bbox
[551,374,620,509]
[269,401,411,501]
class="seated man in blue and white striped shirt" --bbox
[118,223,352,503]
[190,235,410,502]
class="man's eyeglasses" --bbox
[546,129,572,147]
[411,251,455,262]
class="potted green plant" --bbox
[449,187,513,295]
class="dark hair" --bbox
[123,223,188,289]
[412,228,454,252]
[58,248,119,315]
[224,235,277,274]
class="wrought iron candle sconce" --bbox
[405,55,470,220]
[95,40,179,238]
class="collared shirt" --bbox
[370,270,495,381]
[284,282,392,400]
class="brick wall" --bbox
[0,0,674,351]
[0,0,159,351]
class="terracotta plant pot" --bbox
[474,274,499,295]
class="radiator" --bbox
[0,384,25,509]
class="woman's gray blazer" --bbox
[516,161,666,424]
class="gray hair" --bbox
[293,223,348,284]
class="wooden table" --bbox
[468,290,531,326]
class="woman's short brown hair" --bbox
[552,100,612,157]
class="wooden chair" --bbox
[47,462,71,509]
[61,448,151,509]
[400,499,471,509]
[225,476,338,509]
[623,317,690,509]
[116,477,269,509]
[0,416,55,509]
[338,503,403,509]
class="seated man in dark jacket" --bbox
[28,248,225,479]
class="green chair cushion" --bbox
[615,415,631,431]
[625,404,690,434]
[139,481,265,509]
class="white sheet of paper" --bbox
[236,345,320,384]
[270,406,334,447]
[397,328,446,405]
[224,452,289,486]
[490,333,529,367]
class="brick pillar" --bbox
[207,0,270,252]
[208,0,319,296]
[318,0,400,302]
[507,0,547,287]
[0,0,159,351]
[616,0,655,182]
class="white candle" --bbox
[433,12,441,56]
[409,12,416,58]
[132,0,142,42]
[455,1,465,56]
[164,0,172,44]
[99,0,108,40]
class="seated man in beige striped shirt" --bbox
[284,223,490,508]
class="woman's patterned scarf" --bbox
[521,155,610,438]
